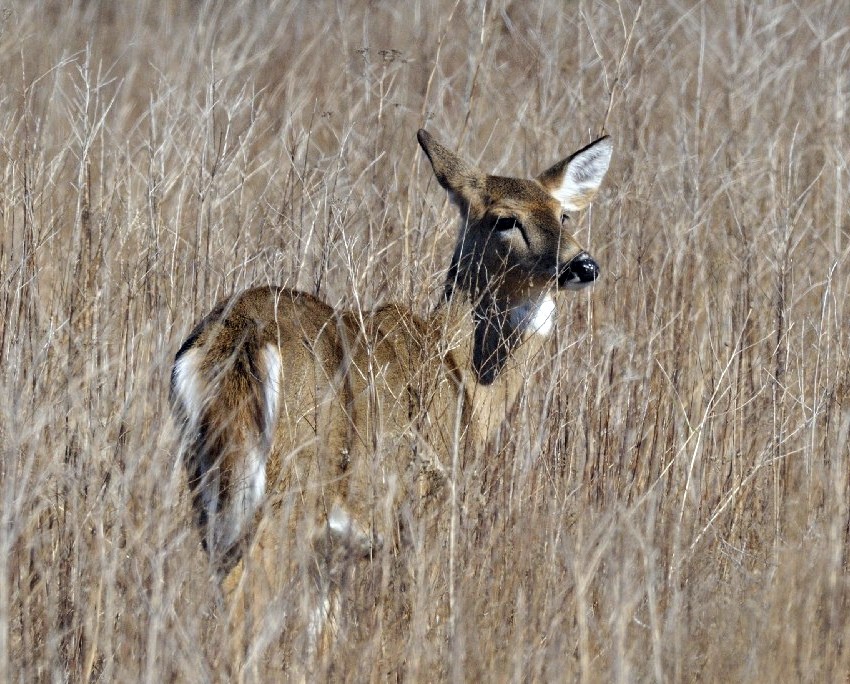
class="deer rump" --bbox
[171,288,463,572]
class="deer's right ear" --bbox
[418,129,484,209]
[537,136,613,212]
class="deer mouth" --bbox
[557,252,600,290]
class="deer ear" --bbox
[418,129,485,209]
[537,136,612,212]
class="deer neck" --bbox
[436,283,555,446]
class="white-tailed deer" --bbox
[170,129,612,666]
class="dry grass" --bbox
[1,0,849,680]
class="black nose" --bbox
[558,252,600,289]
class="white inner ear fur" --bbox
[550,138,613,212]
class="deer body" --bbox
[170,129,612,660]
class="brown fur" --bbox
[170,129,612,671]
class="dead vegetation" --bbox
[1,0,849,680]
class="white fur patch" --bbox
[173,348,224,552]
[512,295,556,337]
[260,344,282,448]
[215,444,266,554]
[328,504,354,538]
[211,458,263,556]
[173,348,206,430]
[327,503,375,556]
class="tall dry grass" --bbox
[0,0,848,680]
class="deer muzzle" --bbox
[558,252,600,289]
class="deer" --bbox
[170,129,612,668]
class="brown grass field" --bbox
[1,0,849,680]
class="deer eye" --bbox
[560,213,571,227]
[492,216,530,247]
[493,217,519,232]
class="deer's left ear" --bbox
[537,136,613,212]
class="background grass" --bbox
[1,0,849,680]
